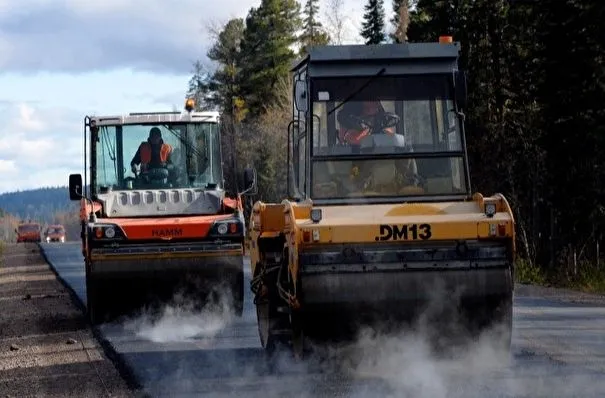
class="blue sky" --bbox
[0,0,370,193]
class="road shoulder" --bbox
[0,242,137,398]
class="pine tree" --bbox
[299,0,330,54]
[205,18,246,115]
[186,61,215,111]
[239,0,302,116]
[360,0,386,44]
[390,0,411,43]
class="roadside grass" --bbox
[515,258,547,285]
[515,258,605,295]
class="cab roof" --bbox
[88,111,220,127]
[292,42,460,78]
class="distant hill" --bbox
[0,186,77,223]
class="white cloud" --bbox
[13,103,44,132]
[0,0,372,193]
[0,0,261,74]
[0,159,16,173]
[0,102,83,192]
[0,0,366,74]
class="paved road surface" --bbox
[40,242,605,398]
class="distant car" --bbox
[44,224,66,243]
[16,222,42,243]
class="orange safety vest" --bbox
[139,142,172,170]
[339,126,395,145]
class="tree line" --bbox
[188,0,605,284]
[0,187,80,242]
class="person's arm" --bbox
[130,145,141,167]
[130,145,142,174]
[166,145,173,164]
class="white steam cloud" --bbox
[121,284,237,343]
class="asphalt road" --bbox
[40,242,605,398]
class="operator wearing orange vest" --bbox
[337,100,396,145]
[130,127,173,175]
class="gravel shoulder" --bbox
[0,243,136,398]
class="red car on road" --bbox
[16,222,41,243]
[45,224,66,243]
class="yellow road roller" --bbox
[248,37,515,358]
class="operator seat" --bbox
[358,133,405,189]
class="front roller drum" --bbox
[85,268,244,325]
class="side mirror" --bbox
[68,174,83,201]
[455,70,467,110]
[294,79,308,113]
[242,167,258,196]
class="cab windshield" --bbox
[309,74,468,200]
[94,122,222,192]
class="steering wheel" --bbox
[351,111,400,134]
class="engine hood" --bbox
[96,188,225,218]
[293,200,514,243]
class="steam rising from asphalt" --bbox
[302,280,515,398]
[109,276,605,397]
[340,324,511,398]
[122,283,236,343]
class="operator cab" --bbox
[288,36,470,205]
[88,104,222,193]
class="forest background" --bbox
[1,0,604,292]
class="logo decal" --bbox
[375,224,432,241]
[151,228,183,238]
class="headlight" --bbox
[310,208,322,223]
[104,227,116,238]
[485,203,496,218]
[217,223,228,235]
[209,218,244,237]
[91,224,123,240]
